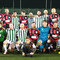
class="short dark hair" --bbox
[21,10,25,13]
[32,22,35,24]
[26,36,29,39]
[13,11,16,13]
[42,20,47,23]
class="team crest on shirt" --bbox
[35,30,38,34]
[24,16,27,19]
[55,15,57,18]
[8,16,11,19]
[56,31,59,34]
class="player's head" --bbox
[32,22,36,29]
[25,37,30,44]
[13,11,17,17]
[29,12,33,18]
[44,9,48,15]
[42,20,47,28]
[37,10,41,16]
[20,23,24,29]
[5,8,9,14]
[21,10,25,16]
[0,23,2,28]
[53,23,58,28]
[51,8,56,14]
[9,23,13,29]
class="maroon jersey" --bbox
[27,28,40,44]
[48,14,59,28]
[3,14,11,28]
[0,13,4,24]
[50,28,59,42]
[19,16,28,28]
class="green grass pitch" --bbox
[0,52,60,60]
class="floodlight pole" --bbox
[46,0,47,9]
[13,0,14,11]
[20,0,21,12]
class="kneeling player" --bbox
[49,23,59,52]
[27,22,40,45]
[38,20,51,52]
[3,23,17,54]
[22,37,36,57]
[16,23,27,53]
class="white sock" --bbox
[16,44,20,51]
[3,45,7,52]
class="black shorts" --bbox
[51,42,56,49]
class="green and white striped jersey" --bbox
[6,28,17,42]
[17,29,27,43]
[33,16,44,28]
[11,17,19,30]
[42,15,49,21]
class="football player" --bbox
[48,23,59,52]
[22,37,36,57]
[19,10,28,28]
[16,23,27,53]
[12,11,19,30]
[3,23,17,54]
[38,20,51,52]
[27,22,40,45]
[3,8,12,29]
[48,8,59,28]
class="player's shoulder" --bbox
[47,26,51,29]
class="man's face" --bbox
[5,9,9,14]
[9,24,13,29]
[29,13,33,18]
[42,22,47,28]
[51,9,56,14]
[13,12,17,17]
[53,23,58,28]
[32,23,36,28]
[44,10,48,15]
[25,39,30,44]
[20,24,24,29]
[37,11,41,16]
[21,12,25,16]
[0,24,2,28]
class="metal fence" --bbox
[0,8,60,15]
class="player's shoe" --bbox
[42,48,46,52]
[3,51,7,54]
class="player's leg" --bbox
[53,42,56,52]
[22,46,27,56]
[16,41,21,53]
[38,40,45,52]
[29,52,34,57]
[9,42,15,52]
[3,40,10,54]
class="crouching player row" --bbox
[3,23,27,54]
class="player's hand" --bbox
[47,39,51,43]
[38,40,42,45]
